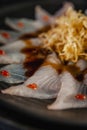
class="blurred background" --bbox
[0,0,41,8]
[0,0,86,8]
[0,0,41,7]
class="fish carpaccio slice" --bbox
[35,6,53,25]
[0,38,42,64]
[5,18,44,33]
[0,30,21,44]
[54,1,74,17]
[48,71,87,110]
[1,53,61,99]
[0,40,25,64]
[0,64,26,83]
[35,2,74,25]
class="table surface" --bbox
[0,106,86,130]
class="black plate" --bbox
[0,0,87,129]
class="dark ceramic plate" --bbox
[0,0,87,129]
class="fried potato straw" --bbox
[40,7,87,63]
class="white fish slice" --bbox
[1,52,61,99]
[0,38,42,53]
[48,71,87,110]
[0,40,25,64]
[0,38,42,64]
[76,59,87,71]
[1,65,61,99]
[5,18,44,33]
[54,1,74,17]
[0,30,21,44]
[29,38,43,47]
[35,6,53,25]
[0,53,25,64]
[0,64,26,83]
[0,40,25,53]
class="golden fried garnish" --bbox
[39,7,87,62]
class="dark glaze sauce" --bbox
[41,57,84,82]
[57,64,84,82]
[20,24,53,78]
[21,40,51,77]
[57,64,84,81]
[64,64,84,81]
[24,59,44,77]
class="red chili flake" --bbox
[0,50,5,55]
[1,32,10,39]
[42,15,49,21]
[75,94,86,100]
[0,70,10,77]
[17,22,24,28]
[26,83,37,90]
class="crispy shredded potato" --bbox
[39,7,87,63]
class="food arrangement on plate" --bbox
[0,1,87,110]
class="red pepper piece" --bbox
[1,32,10,39]
[43,15,49,21]
[75,94,86,100]
[17,22,24,28]
[0,70,10,77]
[27,83,37,90]
[0,50,5,55]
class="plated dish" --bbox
[0,0,87,128]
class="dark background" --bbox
[0,0,29,7]
[0,0,87,8]
[0,0,41,8]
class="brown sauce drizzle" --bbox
[21,40,51,77]
[41,57,84,82]
[24,59,44,77]
[57,64,84,81]
[65,65,84,81]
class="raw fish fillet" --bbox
[0,30,21,44]
[2,53,61,99]
[48,72,87,110]
[0,64,26,83]
[5,18,44,33]
[54,1,74,17]
[35,6,53,25]
[0,38,42,64]
[0,40,25,64]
